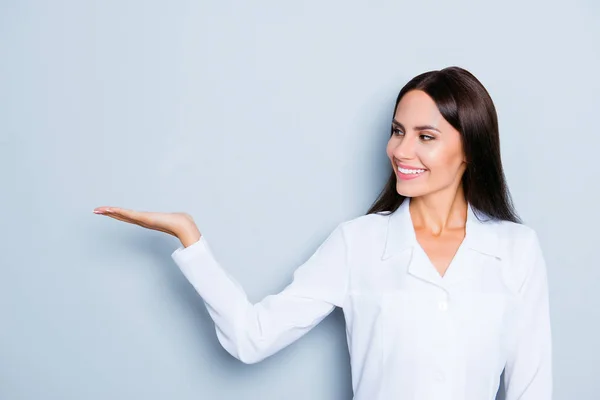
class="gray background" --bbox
[1,0,598,399]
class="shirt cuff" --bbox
[171,235,208,264]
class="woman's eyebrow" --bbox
[392,119,441,133]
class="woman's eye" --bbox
[392,128,404,136]
[420,134,434,141]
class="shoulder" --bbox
[490,219,541,254]
[488,219,546,292]
[331,212,390,251]
[336,212,389,235]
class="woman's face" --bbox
[386,89,466,198]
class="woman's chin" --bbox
[395,181,428,198]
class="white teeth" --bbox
[398,166,425,174]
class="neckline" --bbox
[404,197,470,281]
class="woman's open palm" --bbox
[93,206,200,243]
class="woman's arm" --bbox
[93,206,349,364]
[503,230,553,399]
[171,223,349,364]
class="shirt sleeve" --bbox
[170,222,349,364]
[503,230,553,399]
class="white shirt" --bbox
[171,198,553,400]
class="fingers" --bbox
[92,207,174,235]
[93,206,121,215]
[94,207,138,224]
[93,206,181,238]
[94,206,134,218]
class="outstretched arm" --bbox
[171,223,349,364]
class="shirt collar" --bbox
[381,197,503,261]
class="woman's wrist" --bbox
[176,224,202,248]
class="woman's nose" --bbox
[393,135,416,160]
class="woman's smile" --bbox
[396,162,428,180]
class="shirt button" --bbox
[438,300,448,311]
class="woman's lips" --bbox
[396,163,427,180]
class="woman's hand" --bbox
[93,206,202,247]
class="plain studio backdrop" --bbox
[1,0,598,399]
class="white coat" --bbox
[171,198,552,399]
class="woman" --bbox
[94,66,552,399]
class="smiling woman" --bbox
[369,66,518,223]
[94,66,552,400]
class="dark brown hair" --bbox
[366,66,520,223]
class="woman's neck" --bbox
[409,188,467,237]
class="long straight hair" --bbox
[366,66,520,223]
